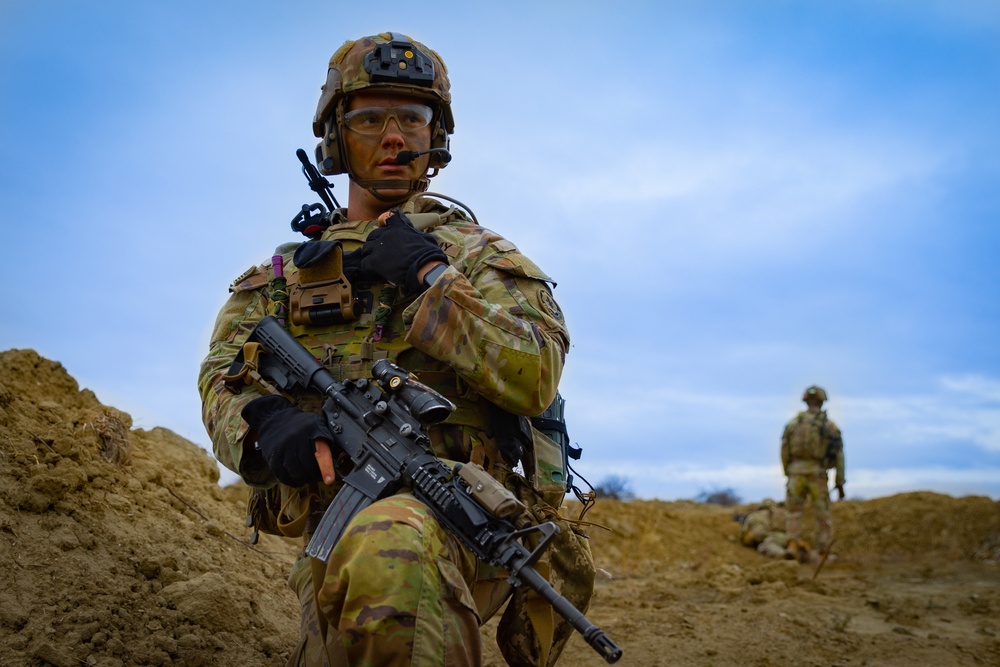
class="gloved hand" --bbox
[241,395,331,487]
[835,484,845,501]
[356,210,447,294]
[341,246,381,286]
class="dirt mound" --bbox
[1,348,998,666]
[549,496,1000,666]
[0,350,301,667]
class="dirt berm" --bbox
[1,348,998,666]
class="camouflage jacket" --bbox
[781,409,845,486]
[739,505,789,547]
[197,197,570,526]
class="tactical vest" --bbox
[233,208,570,539]
[237,233,496,442]
[787,411,830,462]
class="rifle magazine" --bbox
[305,483,376,562]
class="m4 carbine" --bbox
[230,316,622,663]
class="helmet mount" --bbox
[364,38,437,88]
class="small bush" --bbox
[695,487,742,506]
[594,475,635,501]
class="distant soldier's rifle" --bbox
[229,316,622,664]
[812,538,836,580]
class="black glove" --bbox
[356,210,447,294]
[835,484,845,501]
[293,239,378,286]
[341,247,380,286]
[241,395,330,487]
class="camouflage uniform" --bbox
[780,406,845,554]
[739,503,791,558]
[198,198,592,666]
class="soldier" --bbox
[780,385,845,563]
[738,499,793,559]
[198,32,594,667]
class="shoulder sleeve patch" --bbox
[538,288,564,323]
[230,265,270,293]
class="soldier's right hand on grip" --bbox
[241,395,331,486]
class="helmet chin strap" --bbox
[352,176,431,203]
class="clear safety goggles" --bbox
[343,104,434,135]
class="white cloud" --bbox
[573,459,1000,502]
[844,375,1000,453]
[847,465,1000,499]
[941,374,1000,402]
[562,372,1000,501]
[544,127,947,254]
[455,68,956,278]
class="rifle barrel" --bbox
[516,559,622,663]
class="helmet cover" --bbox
[802,385,828,403]
[313,32,454,176]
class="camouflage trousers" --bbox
[785,472,833,552]
[286,492,512,667]
[757,532,790,558]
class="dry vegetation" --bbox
[1,348,998,667]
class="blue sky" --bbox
[2,1,998,502]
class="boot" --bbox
[785,539,799,561]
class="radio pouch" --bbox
[289,240,357,326]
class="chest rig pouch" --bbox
[288,240,359,326]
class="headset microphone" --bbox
[394,148,452,165]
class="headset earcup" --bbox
[428,124,450,170]
[316,127,346,176]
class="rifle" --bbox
[230,315,623,664]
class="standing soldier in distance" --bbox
[198,32,594,667]
[780,385,845,562]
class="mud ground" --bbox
[1,348,997,666]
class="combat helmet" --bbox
[312,32,454,198]
[802,385,828,404]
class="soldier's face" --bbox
[343,92,433,191]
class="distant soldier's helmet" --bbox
[312,32,454,177]
[802,385,828,403]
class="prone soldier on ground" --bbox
[737,499,797,559]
